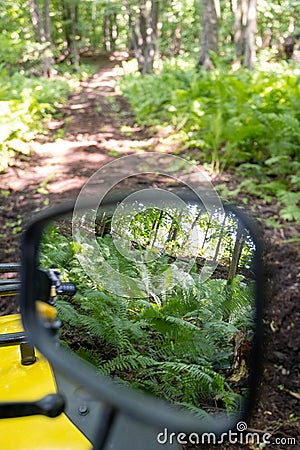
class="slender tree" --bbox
[197,0,220,70]
[70,0,80,70]
[28,0,54,76]
[60,0,80,70]
[228,221,245,281]
[234,0,257,69]
[103,7,118,52]
[28,0,43,42]
[125,0,159,74]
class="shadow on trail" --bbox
[0,56,123,258]
[1,54,299,450]
[0,53,171,262]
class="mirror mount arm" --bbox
[94,407,117,450]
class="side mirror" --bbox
[20,189,264,449]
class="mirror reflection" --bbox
[37,195,256,420]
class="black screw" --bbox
[78,404,89,416]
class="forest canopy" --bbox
[2,1,300,73]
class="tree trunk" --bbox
[70,1,80,71]
[234,0,257,69]
[62,1,72,56]
[44,0,51,42]
[213,213,227,263]
[103,12,118,52]
[125,0,159,75]
[171,24,182,55]
[283,35,295,60]
[110,13,118,52]
[62,0,79,70]
[28,0,43,42]
[28,0,54,77]
[198,0,220,70]
[43,0,55,76]
[243,0,256,69]
[228,221,245,281]
[103,15,110,52]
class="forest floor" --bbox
[0,53,299,449]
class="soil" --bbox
[0,53,299,449]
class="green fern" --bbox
[41,225,253,416]
[121,61,300,226]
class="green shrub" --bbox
[120,60,300,222]
[41,225,254,416]
[0,69,72,172]
[0,60,97,173]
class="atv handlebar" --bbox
[0,263,21,273]
[0,265,76,298]
[0,267,76,355]
[56,282,76,296]
[0,282,76,297]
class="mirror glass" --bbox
[35,189,257,421]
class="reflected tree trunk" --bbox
[228,221,245,281]
[201,212,214,249]
[213,213,227,263]
[151,210,164,248]
[222,220,246,322]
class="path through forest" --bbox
[0,54,299,449]
[1,55,155,205]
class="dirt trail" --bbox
[1,55,155,202]
[0,54,299,449]
[0,54,167,261]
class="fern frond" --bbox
[56,299,80,326]
[172,401,211,419]
[99,354,157,376]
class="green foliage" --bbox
[159,0,201,56]
[0,69,72,172]
[1,0,298,225]
[0,59,96,173]
[256,1,300,61]
[120,60,300,222]
[1,0,299,71]
[41,225,254,416]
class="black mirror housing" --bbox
[20,194,265,449]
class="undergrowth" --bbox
[120,60,300,223]
[0,63,96,173]
[41,223,254,416]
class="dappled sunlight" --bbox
[39,62,208,186]
[69,102,91,110]
[2,61,209,197]
[1,140,109,193]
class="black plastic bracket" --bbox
[0,394,65,419]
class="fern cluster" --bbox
[120,60,300,222]
[40,221,254,416]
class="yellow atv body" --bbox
[0,313,91,450]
